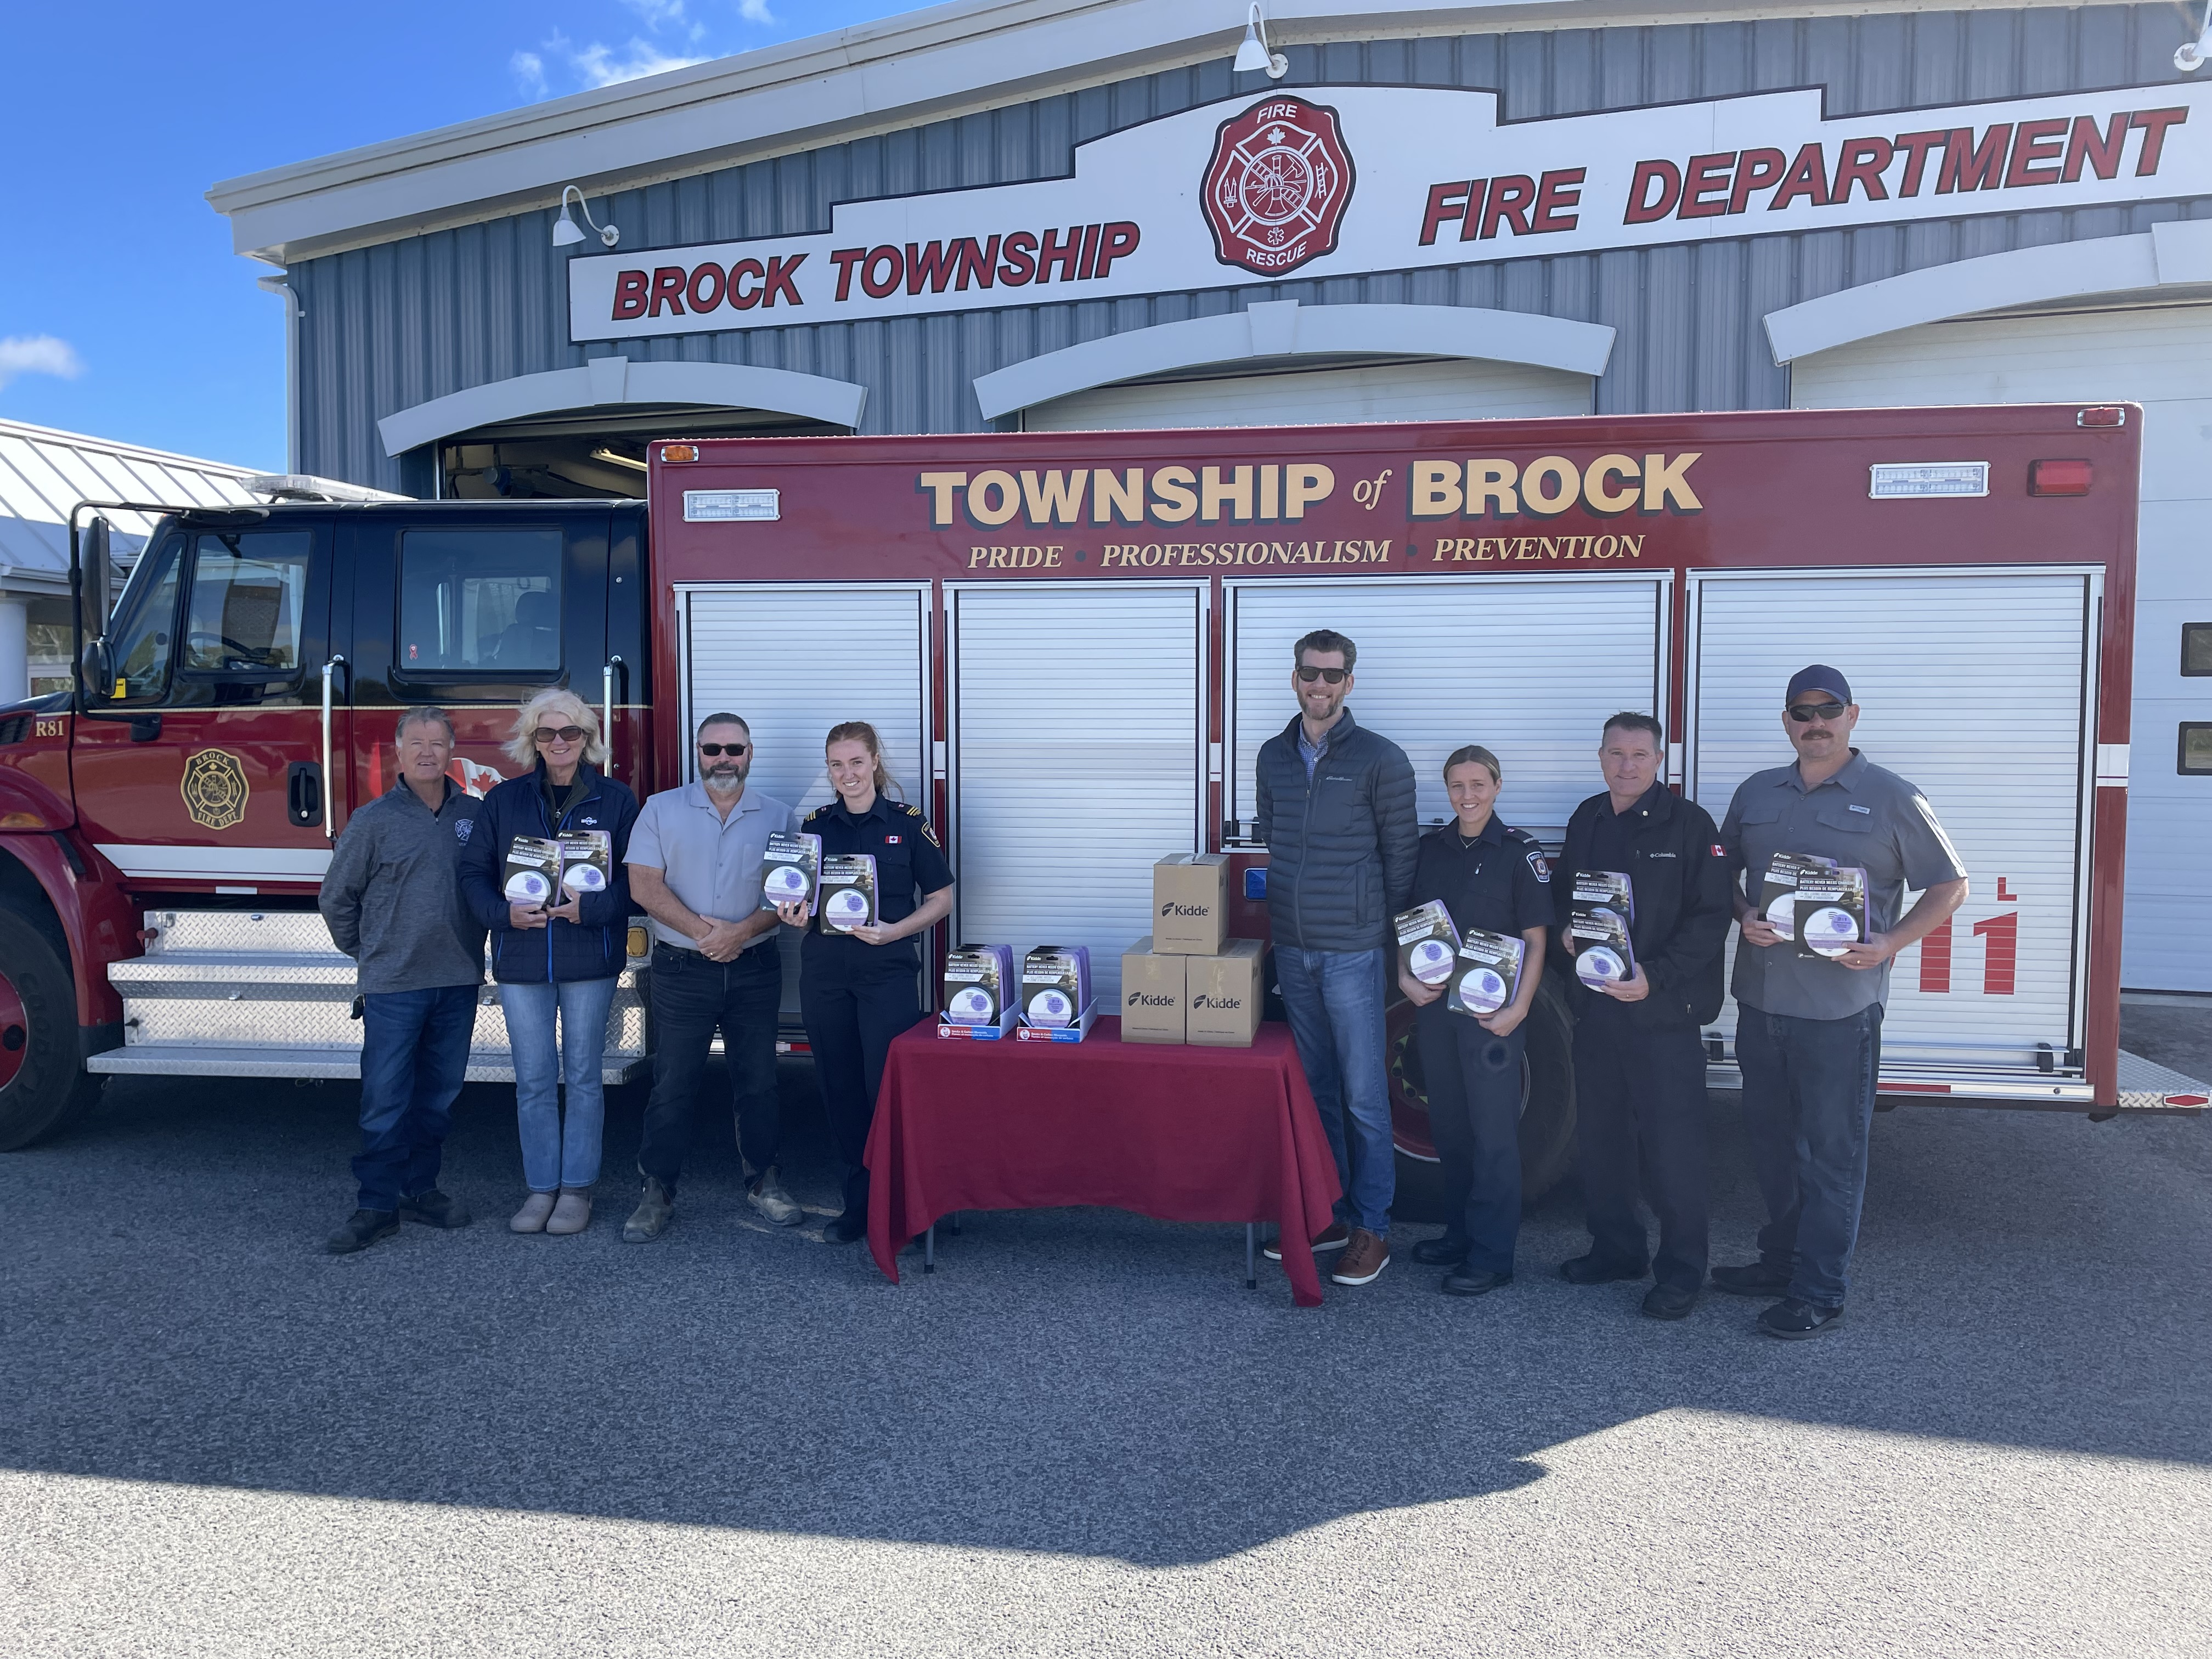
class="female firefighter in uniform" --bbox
[1398,744,1552,1297]
[775,721,953,1245]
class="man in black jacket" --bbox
[1254,629,1418,1288]
[1554,712,1732,1319]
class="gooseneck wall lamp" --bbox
[1234,3,1289,79]
[552,185,621,249]
[2180,4,2212,70]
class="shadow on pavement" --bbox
[1,1046,2207,1567]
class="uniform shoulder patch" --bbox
[1526,849,1551,882]
[916,818,943,849]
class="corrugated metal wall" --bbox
[294,4,2210,490]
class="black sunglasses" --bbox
[1787,701,1848,723]
[697,741,749,756]
[533,725,586,745]
[1296,665,1349,684]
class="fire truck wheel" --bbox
[1387,971,1578,1222]
[0,905,104,1152]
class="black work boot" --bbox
[1711,1261,1793,1297]
[1560,1252,1647,1285]
[326,1209,399,1255]
[623,1177,674,1242]
[398,1189,472,1229]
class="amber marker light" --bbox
[2029,459,2095,496]
[0,810,50,830]
[660,443,699,462]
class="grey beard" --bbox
[702,771,744,794]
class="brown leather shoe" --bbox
[1262,1222,1350,1262]
[1330,1228,1391,1286]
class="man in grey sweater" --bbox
[318,707,486,1254]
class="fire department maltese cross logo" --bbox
[180,749,250,831]
[1201,97,1356,277]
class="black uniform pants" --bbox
[638,943,782,1195]
[1414,1000,1526,1276]
[1571,998,1709,1291]
[801,966,926,1220]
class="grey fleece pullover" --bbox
[319,778,486,994]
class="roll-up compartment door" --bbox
[1227,575,1669,842]
[1688,569,2095,1069]
[679,582,933,1016]
[948,582,1205,1006]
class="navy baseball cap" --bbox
[1786,665,1852,705]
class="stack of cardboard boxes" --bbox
[1121,854,1266,1048]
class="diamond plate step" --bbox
[87,1043,647,1086]
[2115,1049,2210,1110]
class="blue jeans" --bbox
[1275,945,1394,1235]
[1735,1002,1883,1310]
[353,984,477,1210]
[498,977,619,1192]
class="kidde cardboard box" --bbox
[1153,853,1230,955]
[1120,936,1187,1043]
[1393,899,1460,991]
[1187,938,1265,1047]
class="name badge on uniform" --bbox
[1849,804,1870,814]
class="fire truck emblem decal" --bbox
[180,749,250,831]
[1200,97,1355,278]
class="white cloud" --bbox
[569,37,712,87]
[0,335,84,393]
[737,0,773,22]
[510,49,547,97]
[620,0,688,24]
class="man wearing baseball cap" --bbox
[1716,668,1968,1339]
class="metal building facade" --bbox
[287,3,2211,493]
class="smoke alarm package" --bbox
[1570,905,1638,989]
[503,836,562,906]
[941,944,1017,1032]
[1394,899,1462,989]
[556,831,612,901]
[759,831,823,915]
[1795,866,1870,960]
[1759,850,1839,941]
[1020,945,1093,1029]
[818,854,878,932]
[1569,870,1635,930]
[1448,928,1527,1018]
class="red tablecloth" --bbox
[865,1017,1342,1305]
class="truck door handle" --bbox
[320,655,347,839]
[602,656,624,778]
[287,761,322,828]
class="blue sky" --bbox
[0,1,924,471]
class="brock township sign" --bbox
[566,82,2210,343]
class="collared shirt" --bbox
[1408,812,1553,943]
[1719,749,1967,1020]
[318,777,485,994]
[625,780,797,949]
[1296,713,1341,781]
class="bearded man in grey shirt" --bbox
[1716,666,1967,1339]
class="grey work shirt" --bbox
[319,777,486,995]
[1719,749,1967,1020]
[625,781,797,951]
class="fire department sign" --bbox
[180,749,250,831]
[1201,97,1355,276]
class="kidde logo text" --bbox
[1161,900,1211,917]
[1127,990,1178,1007]
[1192,994,1244,1010]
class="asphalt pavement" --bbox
[2,1013,2207,1657]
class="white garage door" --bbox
[946,582,1206,1005]
[679,582,933,1014]
[1792,301,2212,991]
[1226,574,1669,843]
[1688,569,2097,1070]
[1024,357,1592,431]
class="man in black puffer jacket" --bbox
[1255,629,1418,1289]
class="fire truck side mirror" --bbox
[80,517,112,631]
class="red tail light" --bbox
[2029,459,2094,496]
[2075,406,2126,428]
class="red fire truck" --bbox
[2,404,2199,1188]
